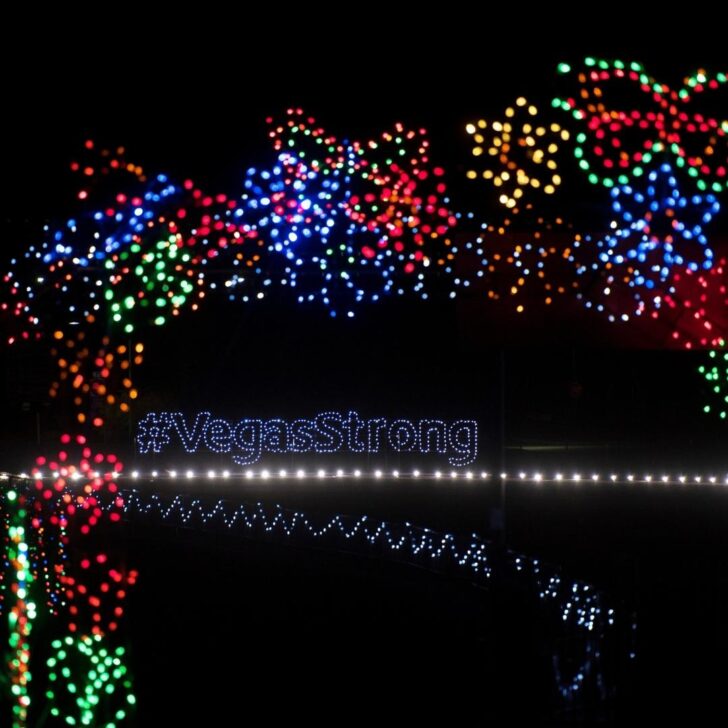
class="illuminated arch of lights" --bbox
[0,72,726,429]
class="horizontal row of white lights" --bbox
[6,469,728,486]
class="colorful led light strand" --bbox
[1,438,135,726]
[240,109,458,317]
[3,489,36,727]
[554,58,728,190]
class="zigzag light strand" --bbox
[102,488,621,700]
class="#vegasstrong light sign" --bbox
[135,411,478,466]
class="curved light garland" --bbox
[108,488,622,701]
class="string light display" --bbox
[134,410,478,466]
[553,58,728,191]
[49,326,144,427]
[591,164,718,282]
[59,467,728,487]
[572,164,724,331]
[240,109,458,317]
[1,84,725,385]
[46,634,134,727]
[466,98,569,211]
[698,340,728,418]
[466,214,582,312]
[0,439,135,726]
[2,61,727,722]
[3,489,36,727]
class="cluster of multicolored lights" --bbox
[0,437,136,726]
[553,59,727,191]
